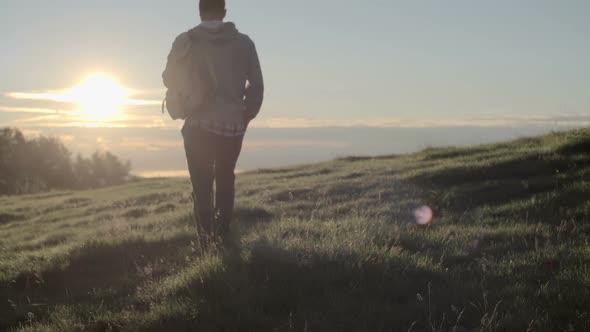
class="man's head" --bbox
[200,0,226,21]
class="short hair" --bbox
[200,0,226,13]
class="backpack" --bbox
[162,31,218,120]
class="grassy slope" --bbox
[0,128,589,332]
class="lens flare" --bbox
[414,205,434,225]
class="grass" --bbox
[0,128,589,331]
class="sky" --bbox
[1,0,589,175]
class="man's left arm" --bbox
[244,39,264,122]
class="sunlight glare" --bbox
[66,74,131,121]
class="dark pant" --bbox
[182,125,244,236]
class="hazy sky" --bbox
[1,0,589,174]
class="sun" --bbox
[66,74,131,121]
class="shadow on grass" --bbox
[557,130,590,155]
[337,154,398,163]
[2,228,587,331]
[234,206,274,224]
[138,239,481,332]
[0,234,195,330]
[412,150,590,222]
[421,147,490,161]
[0,205,274,330]
[1,233,475,331]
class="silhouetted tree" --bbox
[0,127,132,195]
[89,151,131,187]
[0,128,27,193]
[73,154,93,189]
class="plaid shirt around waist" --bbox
[186,118,247,137]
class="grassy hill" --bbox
[1,128,589,332]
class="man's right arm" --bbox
[244,38,264,121]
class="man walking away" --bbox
[163,0,264,241]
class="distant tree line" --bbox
[0,127,131,195]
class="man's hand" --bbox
[243,112,253,127]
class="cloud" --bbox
[5,109,589,130]
[14,119,169,129]
[129,88,167,98]
[2,83,164,128]
[77,136,348,152]
[5,91,160,107]
[0,106,74,115]
[5,108,170,129]
[117,138,183,152]
[5,91,73,103]
[244,140,349,149]
[251,114,590,129]
[16,114,62,123]
[3,84,589,130]
[20,129,43,137]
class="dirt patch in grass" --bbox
[30,192,73,200]
[63,198,92,206]
[0,213,25,225]
[123,209,149,219]
[337,156,373,162]
[43,197,92,213]
[154,204,177,214]
[339,172,365,180]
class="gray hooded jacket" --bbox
[163,22,264,124]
